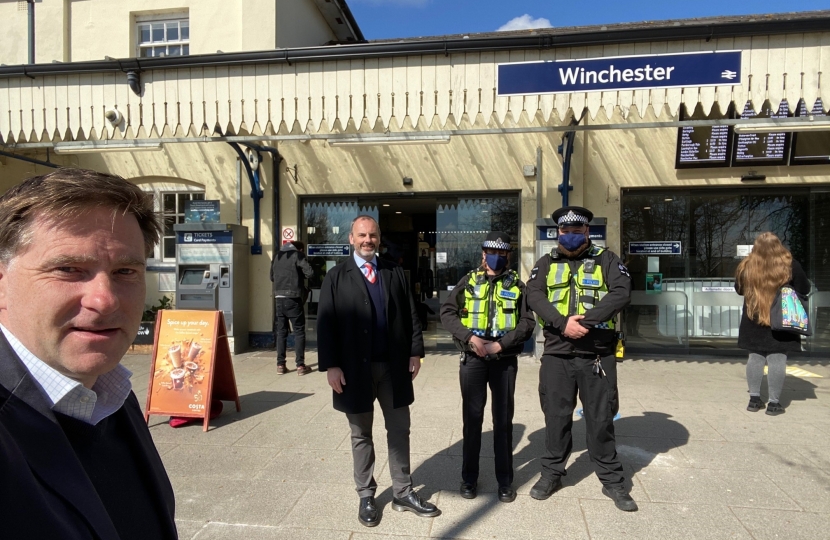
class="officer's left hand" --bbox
[409,356,421,380]
[483,341,502,355]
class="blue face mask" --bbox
[558,232,587,251]
[485,253,508,272]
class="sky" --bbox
[345,0,828,40]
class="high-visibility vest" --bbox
[542,245,615,330]
[460,270,522,337]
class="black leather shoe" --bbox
[602,485,638,512]
[530,476,562,500]
[498,486,517,503]
[391,492,441,517]
[460,482,477,499]
[358,496,380,527]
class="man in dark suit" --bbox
[0,169,177,539]
[318,215,440,528]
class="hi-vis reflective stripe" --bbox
[764,366,824,378]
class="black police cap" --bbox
[551,206,593,226]
[481,231,512,251]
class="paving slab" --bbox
[117,351,830,540]
[731,508,830,540]
[580,499,753,540]
[193,524,351,540]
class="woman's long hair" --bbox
[735,232,792,326]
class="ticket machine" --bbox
[174,223,249,353]
[533,217,608,357]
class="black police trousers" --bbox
[538,354,625,486]
[459,354,518,487]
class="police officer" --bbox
[526,206,637,512]
[439,232,535,503]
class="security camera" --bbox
[105,109,123,126]
[248,151,260,171]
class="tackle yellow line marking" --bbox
[764,366,823,378]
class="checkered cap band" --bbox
[556,211,589,226]
[482,239,511,251]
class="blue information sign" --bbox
[498,51,741,96]
[307,244,350,257]
[176,231,234,244]
[629,241,682,255]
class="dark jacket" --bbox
[0,334,177,540]
[736,258,811,354]
[439,268,535,357]
[317,256,424,414]
[526,243,631,356]
[270,243,313,298]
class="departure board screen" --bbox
[675,104,734,169]
[790,98,830,165]
[733,101,791,165]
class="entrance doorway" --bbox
[300,193,521,349]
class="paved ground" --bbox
[126,350,830,540]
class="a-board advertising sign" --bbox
[145,310,241,431]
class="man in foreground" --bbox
[0,169,178,538]
[317,215,440,527]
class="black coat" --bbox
[736,259,811,354]
[270,244,313,299]
[0,333,177,540]
[317,257,424,414]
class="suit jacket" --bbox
[317,256,424,414]
[0,333,177,540]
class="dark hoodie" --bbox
[270,243,313,298]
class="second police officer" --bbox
[525,206,638,512]
[440,232,535,503]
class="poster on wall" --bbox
[645,273,663,294]
[184,200,221,223]
[144,310,241,432]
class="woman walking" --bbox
[735,232,810,415]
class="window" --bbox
[160,192,205,260]
[137,18,189,58]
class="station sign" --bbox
[498,51,741,96]
[307,244,351,257]
[629,241,682,255]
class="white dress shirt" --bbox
[0,323,132,425]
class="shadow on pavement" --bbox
[380,411,689,538]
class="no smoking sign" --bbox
[282,228,295,240]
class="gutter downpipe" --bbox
[557,131,575,207]
[27,1,35,64]
[535,146,542,220]
[0,149,58,169]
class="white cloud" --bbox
[497,14,553,32]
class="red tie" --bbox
[362,262,377,284]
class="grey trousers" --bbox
[345,362,412,499]
[747,353,787,403]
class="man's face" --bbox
[350,218,380,261]
[0,208,147,388]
